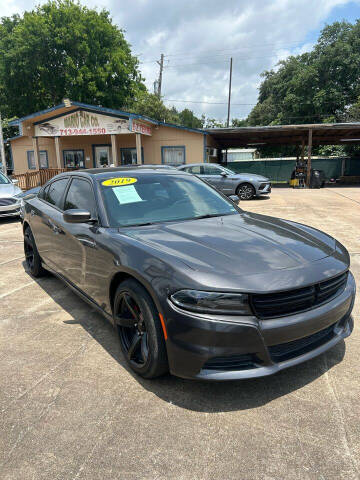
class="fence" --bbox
[12,168,76,190]
[227,157,360,183]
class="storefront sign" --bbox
[35,110,131,136]
[131,120,152,136]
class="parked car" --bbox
[177,163,271,199]
[0,172,22,219]
[22,167,355,380]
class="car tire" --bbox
[236,183,256,200]
[114,279,168,379]
[24,226,46,277]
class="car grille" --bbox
[202,354,256,371]
[268,323,336,362]
[0,197,17,206]
[251,271,348,319]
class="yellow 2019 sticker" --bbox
[102,177,138,187]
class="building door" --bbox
[121,148,139,165]
[94,146,112,168]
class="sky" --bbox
[2,0,360,121]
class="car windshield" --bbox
[99,173,239,227]
[0,173,10,184]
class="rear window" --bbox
[44,178,69,209]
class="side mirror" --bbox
[63,209,92,223]
[229,195,239,203]
[220,171,227,177]
[12,179,19,185]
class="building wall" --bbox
[141,126,204,164]
[11,125,205,173]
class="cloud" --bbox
[1,0,359,120]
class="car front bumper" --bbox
[0,202,21,218]
[256,182,271,195]
[163,271,355,380]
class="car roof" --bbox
[179,163,221,167]
[60,166,190,180]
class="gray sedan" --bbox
[0,172,22,218]
[177,163,271,199]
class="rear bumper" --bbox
[163,271,355,380]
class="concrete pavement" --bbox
[0,187,359,480]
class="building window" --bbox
[27,150,48,170]
[63,150,85,168]
[120,147,144,165]
[161,146,185,166]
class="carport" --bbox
[206,123,360,186]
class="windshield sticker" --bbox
[102,177,137,187]
[113,185,143,204]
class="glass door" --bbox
[94,146,112,168]
[121,148,138,165]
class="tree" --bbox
[0,0,144,118]
[247,21,360,127]
[178,109,204,129]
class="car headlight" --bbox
[170,290,251,315]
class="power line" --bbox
[137,39,312,65]
[163,98,346,107]
[160,39,308,57]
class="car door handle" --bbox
[78,238,97,248]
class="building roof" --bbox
[8,100,205,135]
[205,123,360,147]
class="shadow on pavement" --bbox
[26,267,346,413]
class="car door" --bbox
[201,165,227,192]
[60,177,99,290]
[30,177,70,275]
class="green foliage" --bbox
[178,108,204,129]
[248,21,360,127]
[128,93,204,129]
[0,0,144,118]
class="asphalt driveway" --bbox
[0,187,359,480]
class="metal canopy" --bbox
[205,123,360,148]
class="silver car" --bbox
[0,172,22,218]
[177,163,271,200]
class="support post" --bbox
[156,54,164,98]
[0,112,6,175]
[54,136,62,169]
[306,129,312,188]
[226,58,233,128]
[111,134,118,166]
[136,133,142,165]
[301,138,305,161]
[32,137,40,170]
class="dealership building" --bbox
[8,100,211,173]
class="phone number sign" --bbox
[131,120,152,136]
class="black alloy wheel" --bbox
[24,226,46,277]
[114,279,168,378]
[236,183,256,200]
[117,292,149,367]
[24,228,35,271]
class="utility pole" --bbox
[226,57,233,127]
[0,113,6,175]
[156,53,164,98]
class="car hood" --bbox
[0,183,22,197]
[122,212,337,277]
